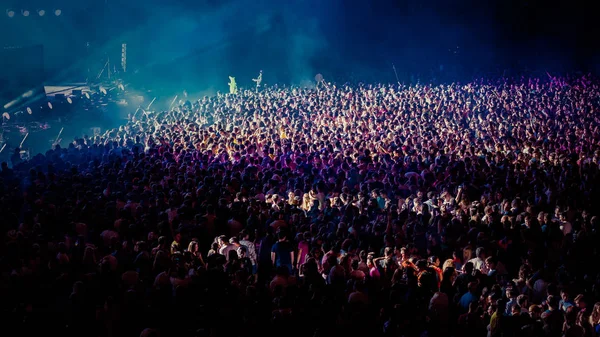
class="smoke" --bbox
[123,0,331,93]
[285,16,328,86]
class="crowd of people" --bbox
[2,74,600,337]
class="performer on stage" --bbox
[228,76,238,94]
[252,70,263,91]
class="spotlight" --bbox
[4,99,17,109]
[22,9,30,17]
[54,9,61,16]
[26,107,32,115]
[38,9,45,16]
[6,9,15,18]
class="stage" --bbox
[1,80,134,164]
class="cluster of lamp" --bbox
[1,94,87,121]
[6,9,62,17]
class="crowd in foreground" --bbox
[2,75,600,337]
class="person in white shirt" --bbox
[239,230,258,274]
[468,247,488,274]
[559,213,573,236]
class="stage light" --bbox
[67,97,73,104]
[22,9,30,17]
[38,9,45,16]
[27,107,32,115]
[4,99,18,109]
[6,9,15,18]
[54,9,61,16]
